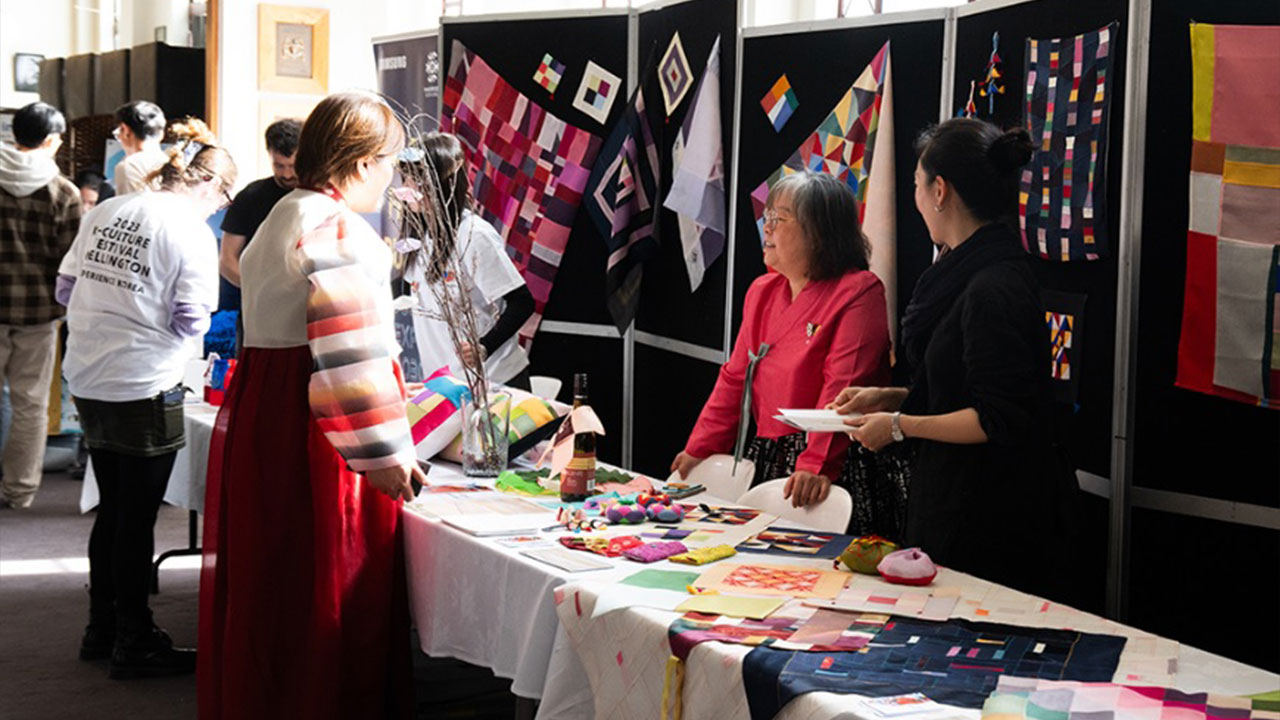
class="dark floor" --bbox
[0,470,520,719]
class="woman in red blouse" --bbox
[672,171,891,510]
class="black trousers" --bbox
[86,448,177,633]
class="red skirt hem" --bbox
[198,345,412,719]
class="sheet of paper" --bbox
[408,491,547,518]
[586,582,693,618]
[519,547,613,573]
[441,513,554,537]
[620,569,700,592]
[492,535,554,550]
[775,408,861,433]
[675,594,786,620]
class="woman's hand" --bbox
[845,412,896,452]
[782,470,832,508]
[404,382,425,397]
[827,386,904,414]
[364,461,426,501]
[459,341,486,368]
[670,451,705,481]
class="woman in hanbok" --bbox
[198,92,421,719]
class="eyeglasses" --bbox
[762,210,793,230]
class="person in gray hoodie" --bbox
[0,101,82,509]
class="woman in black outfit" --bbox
[836,118,1077,603]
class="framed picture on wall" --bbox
[13,53,44,92]
[258,5,329,94]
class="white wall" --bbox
[217,0,447,186]
[120,0,192,48]
[0,0,75,108]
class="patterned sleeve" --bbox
[298,212,416,472]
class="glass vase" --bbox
[459,391,510,477]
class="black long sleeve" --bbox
[479,285,534,357]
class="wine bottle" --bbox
[560,373,596,502]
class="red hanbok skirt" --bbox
[198,346,412,719]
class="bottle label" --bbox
[560,452,596,497]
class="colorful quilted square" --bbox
[753,42,889,236]
[572,59,623,125]
[406,366,470,460]
[1020,23,1118,262]
[532,52,565,94]
[1175,23,1280,409]
[760,74,798,132]
[1043,290,1086,404]
[443,41,602,349]
[658,32,692,115]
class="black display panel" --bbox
[634,0,737,350]
[736,18,945,369]
[954,0,1129,479]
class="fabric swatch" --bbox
[572,59,622,125]
[659,32,692,115]
[533,53,565,94]
[760,73,798,132]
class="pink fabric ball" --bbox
[877,547,938,585]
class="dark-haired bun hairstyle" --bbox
[987,128,1035,173]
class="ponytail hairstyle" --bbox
[915,118,1034,223]
[149,118,237,196]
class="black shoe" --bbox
[79,625,115,661]
[108,627,196,679]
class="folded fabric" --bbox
[560,535,644,558]
[877,547,937,585]
[670,544,737,565]
[623,541,689,563]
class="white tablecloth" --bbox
[79,402,219,514]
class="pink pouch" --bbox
[623,541,688,563]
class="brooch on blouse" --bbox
[806,322,820,338]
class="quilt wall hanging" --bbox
[1019,22,1118,262]
[743,615,1127,720]
[1042,289,1087,405]
[583,84,660,334]
[751,41,898,342]
[750,41,890,234]
[1175,23,1280,408]
[443,40,603,348]
[663,36,726,293]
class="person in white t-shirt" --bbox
[400,132,534,387]
[56,118,235,680]
[112,101,168,195]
